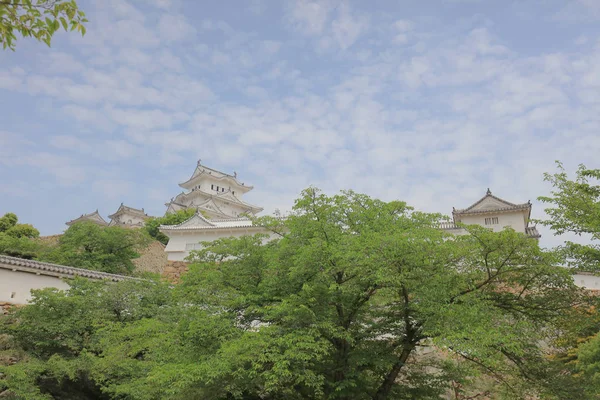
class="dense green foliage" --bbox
[0,189,591,399]
[538,162,600,396]
[0,213,150,274]
[39,222,151,275]
[0,212,40,259]
[0,0,87,50]
[144,208,196,245]
[538,162,600,271]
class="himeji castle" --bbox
[164,159,263,218]
[160,161,270,261]
[158,161,541,261]
[65,159,542,263]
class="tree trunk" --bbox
[372,344,414,400]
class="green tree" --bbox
[0,190,590,399]
[0,213,41,259]
[0,0,87,50]
[4,223,39,239]
[0,212,18,232]
[144,208,196,245]
[538,161,600,271]
[0,278,173,399]
[40,222,151,274]
[538,162,600,397]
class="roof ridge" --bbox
[0,255,136,281]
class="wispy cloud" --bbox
[1,0,599,247]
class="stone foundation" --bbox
[133,241,169,274]
[162,261,189,282]
[0,302,14,315]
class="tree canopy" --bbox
[40,221,151,275]
[144,208,196,245]
[0,189,591,399]
[537,161,600,272]
[0,212,40,259]
[537,162,600,396]
[0,0,87,50]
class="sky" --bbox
[0,0,599,248]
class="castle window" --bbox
[216,186,219,191]
[485,217,499,225]
[222,188,225,192]
[211,184,214,190]
[232,191,235,195]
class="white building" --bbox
[66,210,108,227]
[66,205,151,229]
[441,188,540,239]
[164,160,263,219]
[108,203,150,228]
[160,213,278,261]
[160,162,541,261]
[0,254,133,305]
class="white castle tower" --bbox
[164,159,263,219]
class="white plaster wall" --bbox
[164,228,277,261]
[459,211,527,233]
[114,213,146,226]
[573,274,600,290]
[0,269,70,304]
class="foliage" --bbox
[39,222,151,275]
[0,213,17,232]
[537,161,600,271]
[537,162,600,397]
[0,0,87,51]
[0,189,590,399]
[144,208,196,245]
[0,278,172,399]
[0,233,40,259]
[0,213,41,259]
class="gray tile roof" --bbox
[0,255,136,282]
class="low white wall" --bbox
[164,228,277,261]
[0,269,70,304]
[573,273,600,290]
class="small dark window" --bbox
[232,191,235,195]
[211,184,214,190]
[216,186,219,191]
[222,188,225,192]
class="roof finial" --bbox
[234,171,237,178]
[486,188,491,195]
[197,158,202,166]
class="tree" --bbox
[537,162,600,397]
[0,213,17,232]
[0,278,173,399]
[144,208,196,245]
[0,213,41,259]
[0,0,87,51]
[40,222,151,274]
[1,189,589,399]
[537,161,600,271]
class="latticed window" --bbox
[185,243,203,250]
[485,217,499,225]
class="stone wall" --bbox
[162,261,189,282]
[132,240,169,275]
[0,302,14,315]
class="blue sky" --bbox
[1,0,599,248]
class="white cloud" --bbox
[158,14,196,42]
[49,135,92,153]
[288,0,333,35]
[331,3,369,50]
